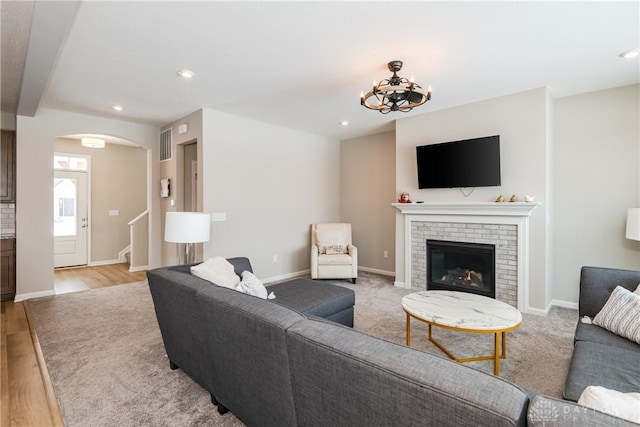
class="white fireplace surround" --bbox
[394,202,541,313]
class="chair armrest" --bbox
[311,244,320,279]
[348,244,358,277]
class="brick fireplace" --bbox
[426,239,496,299]
[394,202,540,312]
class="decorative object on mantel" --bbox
[626,208,640,241]
[495,195,505,203]
[509,195,518,203]
[398,192,412,203]
[524,195,536,202]
[360,60,432,114]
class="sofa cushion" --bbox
[575,321,640,352]
[317,253,352,265]
[268,278,354,325]
[238,270,272,299]
[315,227,348,254]
[287,318,529,427]
[147,267,218,392]
[325,244,346,255]
[578,267,640,317]
[578,386,640,424]
[592,286,640,345]
[564,341,640,402]
[528,395,639,427]
[190,256,240,289]
[196,284,304,427]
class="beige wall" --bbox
[15,109,160,300]
[394,88,551,311]
[340,131,396,274]
[54,139,147,263]
[160,110,204,266]
[201,108,341,280]
[1,113,16,131]
[553,84,640,303]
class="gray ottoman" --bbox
[268,278,355,327]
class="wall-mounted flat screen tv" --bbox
[416,135,501,189]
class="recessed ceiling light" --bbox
[619,49,639,59]
[339,120,349,126]
[111,105,124,111]
[177,69,195,79]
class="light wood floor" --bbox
[1,263,146,426]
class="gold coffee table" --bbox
[402,290,522,375]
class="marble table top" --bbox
[402,291,522,331]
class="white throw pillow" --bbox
[191,256,240,290]
[635,283,640,296]
[239,271,267,299]
[325,244,346,255]
[578,386,640,423]
[316,228,347,254]
[592,286,640,344]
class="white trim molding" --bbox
[14,290,56,302]
[394,202,541,313]
[262,269,310,284]
[129,265,148,273]
[359,266,395,277]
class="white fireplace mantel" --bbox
[394,202,541,313]
[392,202,541,217]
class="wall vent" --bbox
[160,128,172,161]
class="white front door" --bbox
[54,170,88,267]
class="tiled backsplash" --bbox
[1,203,15,236]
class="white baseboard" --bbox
[262,269,310,284]
[118,245,131,262]
[394,281,406,288]
[89,259,122,267]
[549,299,579,310]
[527,299,578,316]
[526,306,550,316]
[358,266,395,277]
[14,290,56,302]
[129,265,148,273]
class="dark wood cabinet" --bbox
[1,239,16,301]
[1,130,16,203]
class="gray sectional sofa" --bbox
[147,258,636,427]
[564,266,640,402]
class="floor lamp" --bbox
[165,212,211,264]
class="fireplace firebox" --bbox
[427,240,495,298]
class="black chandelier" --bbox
[360,60,432,114]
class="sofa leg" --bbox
[352,278,357,284]
[169,360,179,370]
[211,394,229,415]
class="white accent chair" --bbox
[311,223,358,284]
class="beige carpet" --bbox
[27,272,577,427]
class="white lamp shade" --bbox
[626,208,640,241]
[165,212,211,243]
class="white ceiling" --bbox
[3,1,639,140]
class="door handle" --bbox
[81,218,87,222]
[81,224,87,228]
